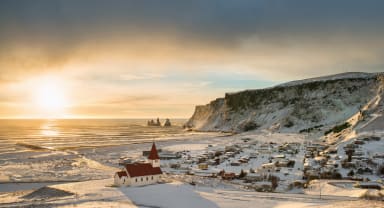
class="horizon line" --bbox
[0,117,189,120]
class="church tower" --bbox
[148,142,160,168]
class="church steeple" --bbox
[148,142,160,167]
[148,142,160,160]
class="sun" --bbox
[35,85,66,111]
[32,77,69,117]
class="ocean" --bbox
[0,119,187,156]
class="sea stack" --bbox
[164,118,171,127]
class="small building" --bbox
[249,152,259,158]
[275,159,290,167]
[273,154,286,159]
[159,151,181,160]
[230,162,241,166]
[118,157,134,166]
[304,170,320,178]
[306,146,318,152]
[198,163,208,170]
[253,182,273,192]
[257,148,272,154]
[357,182,382,190]
[222,172,236,180]
[260,163,276,173]
[114,142,162,186]
[314,156,327,164]
[206,159,217,165]
[238,157,249,163]
[225,146,237,152]
[324,148,337,154]
[244,173,263,182]
[373,153,384,159]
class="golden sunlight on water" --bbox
[0,119,187,155]
[40,120,59,137]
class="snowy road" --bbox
[199,189,363,208]
[202,189,358,202]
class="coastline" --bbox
[0,130,228,191]
[1,130,383,208]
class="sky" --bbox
[0,0,383,118]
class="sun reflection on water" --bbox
[40,120,59,137]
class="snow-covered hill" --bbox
[185,72,384,134]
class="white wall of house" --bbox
[114,174,129,186]
[129,174,161,186]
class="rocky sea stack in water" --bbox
[185,72,384,133]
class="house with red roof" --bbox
[114,142,163,186]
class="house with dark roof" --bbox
[114,142,162,186]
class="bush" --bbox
[333,172,342,179]
[270,175,280,190]
[377,165,384,175]
[242,121,259,132]
[300,125,323,133]
[238,169,247,178]
[284,119,294,128]
[324,122,351,135]
[287,160,295,168]
[292,181,305,188]
[348,170,355,177]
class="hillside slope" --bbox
[185,72,384,133]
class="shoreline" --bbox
[1,130,383,207]
[0,131,230,192]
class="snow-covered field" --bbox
[1,178,382,208]
[1,130,383,207]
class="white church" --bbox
[114,142,163,186]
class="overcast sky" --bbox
[0,0,383,118]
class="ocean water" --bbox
[0,119,187,155]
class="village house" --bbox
[257,143,273,154]
[114,142,162,186]
[314,156,327,165]
[249,152,259,158]
[272,154,286,160]
[275,159,293,167]
[259,162,276,173]
[357,182,382,190]
[198,163,208,170]
[158,150,182,160]
[221,172,236,180]
[244,173,264,182]
[324,147,337,154]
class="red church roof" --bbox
[125,163,162,177]
[116,171,127,178]
[148,142,160,160]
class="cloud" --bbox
[0,0,384,117]
[1,0,384,80]
[120,73,166,81]
[103,95,165,105]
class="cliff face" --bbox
[185,72,384,133]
